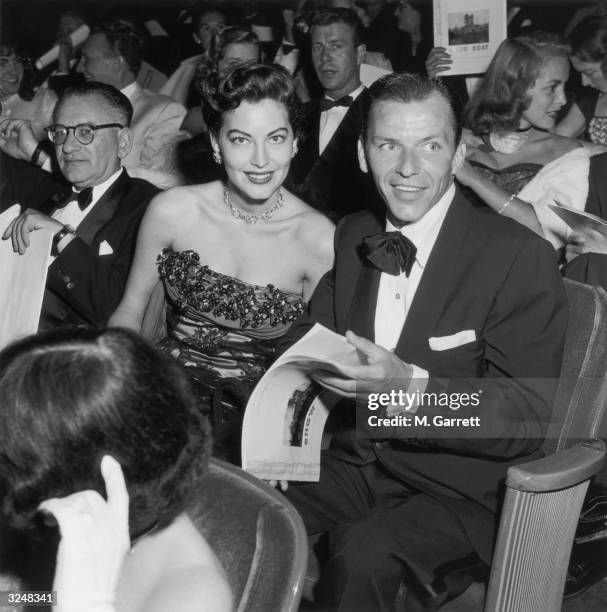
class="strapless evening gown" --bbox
[156,248,306,461]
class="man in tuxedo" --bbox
[77,19,187,188]
[288,7,377,221]
[2,81,159,330]
[280,73,568,609]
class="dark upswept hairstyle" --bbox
[308,7,365,48]
[92,19,145,77]
[465,31,570,135]
[569,15,607,77]
[202,62,302,138]
[0,328,210,538]
[362,72,463,145]
[54,81,134,127]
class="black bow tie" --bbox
[362,231,417,277]
[319,95,353,112]
[73,187,93,210]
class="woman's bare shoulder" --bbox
[541,133,582,157]
[145,182,221,223]
[142,564,233,612]
[285,191,335,236]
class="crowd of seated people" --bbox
[1,1,607,610]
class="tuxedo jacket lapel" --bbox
[346,261,380,340]
[293,99,321,182]
[395,191,473,361]
[76,170,130,246]
[335,210,383,340]
[307,92,366,179]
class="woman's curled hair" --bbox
[202,62,302,138]
[465,30,569,135]
[0,328,210,538]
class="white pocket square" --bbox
[98,240,114,256]
[428,330,476,351]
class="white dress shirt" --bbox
[318,84,365,155]
[53,168,123,230]
[373,184,456,389]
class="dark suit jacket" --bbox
[279,190,568,562]
[288,89,378,221]
[37,169,159,329]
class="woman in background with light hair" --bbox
[456,31,596,250]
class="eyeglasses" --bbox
[46,123,124,145]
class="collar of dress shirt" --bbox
[322,83,365,108]
[120,81,138,100]
[385,183,455,269]
[74,167,123,210]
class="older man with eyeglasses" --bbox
[1,81,159,330]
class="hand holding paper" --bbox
[2,209,63,255]
[566,230,607,262]
[311,330,414,399]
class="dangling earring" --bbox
[213,149,222,164]
[292,143,299,158]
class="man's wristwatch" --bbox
[52,225,76,254]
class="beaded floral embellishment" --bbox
[157,249,305,329]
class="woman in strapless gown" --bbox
[155,247,306,423]
[109,63,334,462]
[455,31,596,250]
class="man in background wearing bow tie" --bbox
[279,73,567,610]
[288,7,377,221]
[2,81,159,330]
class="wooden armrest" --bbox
[506,439,605,493]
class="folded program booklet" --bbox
[549,202,607,237]
[241,323,363,482]
[0,204,52,349]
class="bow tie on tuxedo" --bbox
[74,187,93,210]
[362,231,417,277]
[56,187,93,211]
[319,95,354,112]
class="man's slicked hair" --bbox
[92,19,145,77]
[54,81,134,127]
[309,7,364,48]
[363,72,463,145]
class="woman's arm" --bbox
[108,191,180,332]
[300,214,335,301]
[556,102,586,139]
[456,160,544,236]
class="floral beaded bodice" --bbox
[157,248,305,330]
[155,248,305,386]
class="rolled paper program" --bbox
[35,25,90,70]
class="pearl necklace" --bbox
[223,184,283,223]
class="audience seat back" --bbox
[189,458,308,612]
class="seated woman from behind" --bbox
[456,31,593,249]
[0,327,232,612]
[109,63,335,462]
